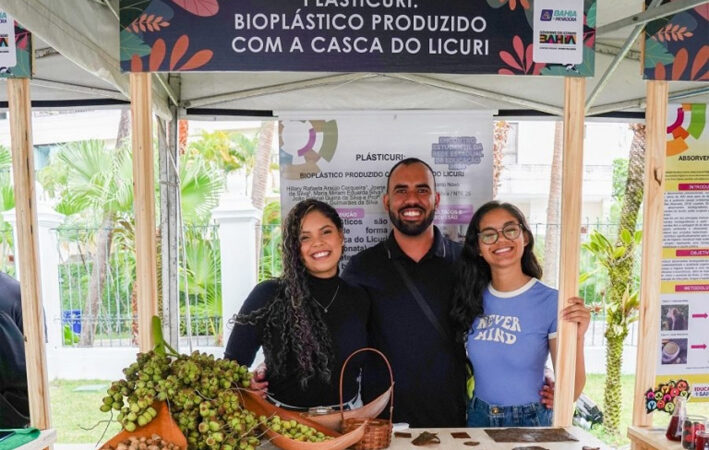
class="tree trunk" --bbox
[602,123,646,436]
[542,121,563,286]
[250,121,275,286]
[603,333,627,437]
[79,217,113,346]
[251,121,275,211]
[492,121,510,199]
[79,109,130,346]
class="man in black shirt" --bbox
[0,271,30,428]
[342,158,468,427]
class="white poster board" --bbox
[533,0,584,64]
[656,103,709,403]
[278,110,494,267]
[0,11,16,68]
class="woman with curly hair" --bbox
[451,201,590,427]
[224,199,369,410]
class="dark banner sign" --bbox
[119,0,595,76]
[643,1,708,81]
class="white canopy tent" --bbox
[0,0,707,117]
[0,0,705,447]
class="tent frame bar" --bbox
[182,73,378,108]
[29,77,125,100]
[588,86,709,116]
[383,73,564,115]
[585,0,664,113]
[596,0,706,35]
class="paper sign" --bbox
[0,11,16,69]
[533,0,584,64]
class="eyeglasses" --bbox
[478,223,524,245]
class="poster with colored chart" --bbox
[278,111,493,268]
[656,103,709,402]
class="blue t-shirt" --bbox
[466,278,558,406]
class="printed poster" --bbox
[656,103,709,402]
[278,111,494,268]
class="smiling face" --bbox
[384,162,440,236]
[299,210,344,278]
[477,207,529,273]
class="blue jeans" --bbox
[467,395,553,427]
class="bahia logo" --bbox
[540,9,553,21]
[0,36,8,47]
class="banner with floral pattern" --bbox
[119,0,595,76]
[643,1,708,81]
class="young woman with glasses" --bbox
[451,201,590,427]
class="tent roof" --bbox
[0,0,707,118]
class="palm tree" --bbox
[40,139,135,345]
[543,121,563,286]
[582,123,645,437]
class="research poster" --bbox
[278,111,494,267]
[656,103,709,401]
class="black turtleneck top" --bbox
[224,275,370,408]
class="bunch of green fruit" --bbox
[100,317,259,450]
[260,414,332,443]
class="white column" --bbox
[212,198,261,344]
[3,204,64,349]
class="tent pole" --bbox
[631,80,668,432]
[553,76,586,426]
[7,77,51,430]
[130,73,158,352]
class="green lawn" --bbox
[50,379,121,445]
[51,375,709,447]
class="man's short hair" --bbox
[386,157,437,192]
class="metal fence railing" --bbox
[57,224,222,348]
[6,218,640,349]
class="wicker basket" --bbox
[339,348,394,450]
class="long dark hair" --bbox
[450,201,542,343]
[236,199,343,388]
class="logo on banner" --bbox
[539,32,577,46]
[552,10,578,22]
[280,120,339,180]
[0,36,8,47]
[540,10,553,21]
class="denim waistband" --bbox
[471,395,544,415]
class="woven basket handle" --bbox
[339,347,394,425]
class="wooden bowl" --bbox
[240,389,367,450]
[101,401,187,449]
[304,386,392,432]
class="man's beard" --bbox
[388,206,436,236]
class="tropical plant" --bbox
[258,200,282,281]
[579,124,647,437]
[0,145,15,275]
[187,130,258,176]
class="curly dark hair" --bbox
[450,201,542,343]
[236,199,343,388]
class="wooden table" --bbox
[14,429,57,450]
[627,425,682,450]
[386,426,607,449]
